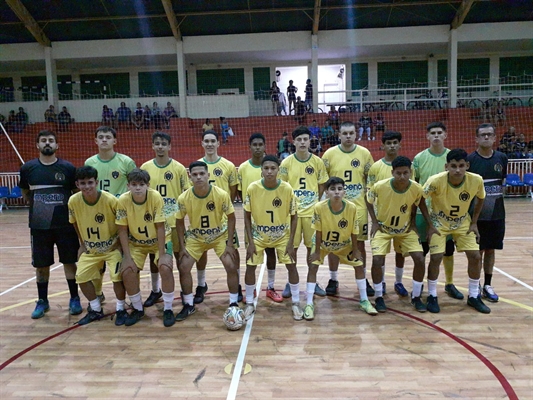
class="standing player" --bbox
[85,126,136,302]
[68,166,127,325]
[367,156,438,313]
[116,169,175,327]
[413,122,461,300]
[141,132,189,308]
[279,126,329,301]
[19,130,82,319]
[310,177,377,317]
[238,133,282,302]
[175,161,241,321]
[366,131,413,297]
[243,155,301,320]
[423,149,490,314]
[467,123,508,302]
[322,121,374,297]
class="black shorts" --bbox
[478,219,505,250]
[31,226,79,268]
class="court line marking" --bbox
[494,267,533,291]
[0,264,63,297]
[227,261,267,400]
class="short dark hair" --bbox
[476,123,495,135]
[249,132,265,145]
[426,121,446,132]
[261,154,280,166]
[95,125,117,138]
[446,148,468,163]
[392,156,412,169]
[382,131,402,143]
[202,130,219,141]
[36,130,57,143]
[152,131,171,143]
[76,165,98,181]
[127,168,150,184]
[292,126,311,140]
[340,121,355,131]
[189,160,208,171]
[325,176,345,190]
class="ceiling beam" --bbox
[161,0,181,41]
[312,0,321,35]
[5,0,51,46]
[451,0,475,29]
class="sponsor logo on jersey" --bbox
[214,168,223,177]
[351,159,360,168]
[494,163,503,173]
[459,191,470,202]
[164,171,174,181]
[272,197,282,207]
[95,213,105,223]
[144,212,153,222]
[55,172,65,181]
[305,166,315,175]
[338,218,348,229]
[206,201,216,211]
[400,204,408,214]
[112,171,119,179]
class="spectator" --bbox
[44,105,57,123]
[328,105,339,130]
[13,107,28,133]
[57,106,73,132]
[163,102,178,128]
[304,79,313,112]
[294,96,307,124]
[278,92,288,115]
[308,119,321,139]
[480,103,493,124]
[101,105,115,128]
[287,80,298,115]
[6,110,16,132]
[115,102,132,129]
[501,126,515,143]
[494,101,506,126]
[133,102,143,129]
[220,116,230,145]
[270,81,280,116]
[202,118,214,133]
[277,132,291,160]
[515,133,527,154]
[152,102,163,130]
[358,111,373,140]
[374,113,386,134]
[320,119,337,147]
[143,105,152,129]
[527,144,533,159]
[309,134,321,156]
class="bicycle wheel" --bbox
[468,99,484,109]
[389,102,402,111]
[363,104,374,113]
[406,101,418,111]
[507,98,523,107]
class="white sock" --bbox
[306,282,316,305]
[151,273,160,292]
[197,270,206,287]
[395,267,404,284]
[129,292,143,311]
[412,280,423,298]
[162,291,174,311]
[427,279,438,297]
[381,265,386,284]
[374,282,383,298]
[183,293,194,306]
[229,292,239,305]
[356,279,368,301]
[469,278,480,298]
[290,283,300,303]
[267,269,275,289]
[330,270,338,281]
[89,298,101,312]
[116,299,125,311]
[245,284,255,304]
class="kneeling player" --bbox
[243,155,301,320]
[367,156,438,313]
[310,177,378,317]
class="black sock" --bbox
[484,273,492,287]
[37,281,48,302]
[67,279,79,298]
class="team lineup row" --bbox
[19,119,507,329]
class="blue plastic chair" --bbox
[0,186,9,211]
[522,173,533,201]
[7,186,22,199]
[505,173,525,187]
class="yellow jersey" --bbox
[367,158,415,189]
[312,199,359,252]
[238,159,262,201]
[200,156,238,196]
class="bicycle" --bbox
[486,91,523,108]
[407,90,438,110]
[376,95,403,111]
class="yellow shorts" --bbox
[294,217,314,248]
[429,222,479,254]
[312,244,363,267]
[186,234,228,261]
[371,230,422,256]
[130,241,173,270]
[76,249,123,284]
[247,236,293,266]
[356,209,369,241]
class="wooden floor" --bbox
[0,199,531,399]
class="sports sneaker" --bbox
[314,283,326,297]
[77,309,104,325]
[194,284,208,304]
[143,290,162,307]
[426,295,440,313]
[382,282,387,296]
[394,282,409,297]
[467,296,491,314]
[292,303,304,320]
[325,279,339,295]
[163,309,175,327]
[238,284,244,303]
[115,309,128,326]
[31,299,50,319]
[244,303,255,321]
[124,308,145,326]
[411,296,427,312]
[445,284,464,300]
[482,285,499,302]
[359,299,378,316]
[303,304,315,320]
[374,297,387,313]
[282,283,291,298]
[366,279,375,297]
[266,288,283,303]
[69,296,83,315]
[175,304,196,321]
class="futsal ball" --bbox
[223,306,245,331]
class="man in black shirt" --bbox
[19,130,82,319]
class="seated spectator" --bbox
[328,105,339,129]
[143,105,152,129]
[358,111,374,140]
[133,102,143,129]
[6,110,16,132]
[308,119,321,139]
[14,107,28,133]
[152,102,163,130]
[163,102,178,128]
[501,126,515,143]
[320,119,337,147]
[480,103,493,123]
[494,101,506,126]
[527,144,533,159]
[101,105,115,128]
[515,133,527,154]
[277,132,291,160]
[309,135,321,156]
[295,96,307,124]
[44,105,57,123]
[374,113,386,134]
[202,118,214,133]
[220,116,230,145]
[115,102,132,129]
[57,106,73,132]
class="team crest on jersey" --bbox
[338,218,348,229]
[213,168,223,177]
[494,163,503,173]
[459,191,470,202]
[272,197,282,208]
[206,201,216,211]
[351,159,360,168]
[400,204,408,214]
[95,213,105,223]
[55,172,65,181]
[112,171,119,179]
[305,166,315,175]
[144,212,153,222]
[164,171,173,181]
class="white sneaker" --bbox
[292,302,303,320]
[244,303,255,321]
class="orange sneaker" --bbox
[266,288,283,303]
